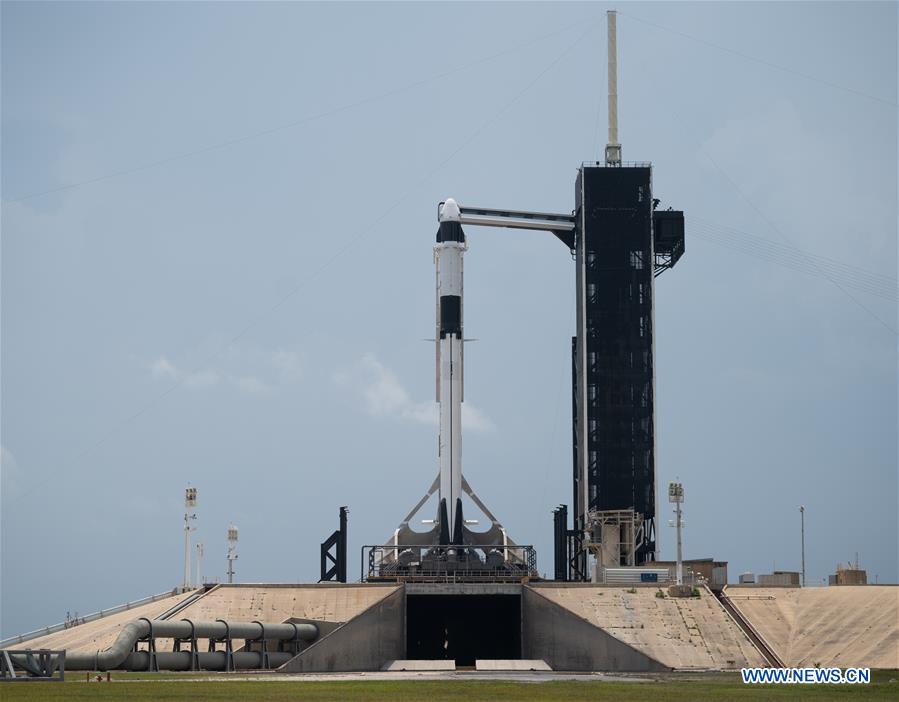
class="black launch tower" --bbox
[569,163,684,577]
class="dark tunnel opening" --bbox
[406,594,521,666]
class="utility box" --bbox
[667,584,694,598]
[758,571,800,587]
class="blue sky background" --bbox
[2,1,896,636]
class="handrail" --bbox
[0,589,186,648]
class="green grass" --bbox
[2,675,897,702]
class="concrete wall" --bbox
[278,586,404,672]
[522,587,668,672]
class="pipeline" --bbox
[8,618,317,672]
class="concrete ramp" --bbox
[726,586,899,668]
[15,591,196,654]
[152,583,399,651]
[18,584,399,657]
[529,584,765,670]
[171,583,398,623]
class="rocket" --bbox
[435,198,465,544]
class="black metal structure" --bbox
[552,505,568,581]
[440,169,684,580]
[320,506,348,583]
[570,163,684,571]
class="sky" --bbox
[1,1,896,637]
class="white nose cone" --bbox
[439,198,461,223]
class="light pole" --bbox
[183,486,197,590]
[668,482,685,586]
[226,524,239,584]
[800,505,805,588]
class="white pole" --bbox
[226,524,238,584]
[669,481,684,586]
[183,515,191,590]
[800,506,806,587]
[196,542,204,587]
[675,499,683,585]
[183,486,197,591]
[605,10,622,165]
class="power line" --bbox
[10,19,599,503]
[620,11,897,108]
[690,219,898,302]
[694,148,898,335]
[638,55,897,335]
[5,19,589,204]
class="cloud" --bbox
[1,446,24,501]
[337,353,494,432]
[150,356,178,379]
[461,404,495,433]
[271,349,302,382]
[232,375,270,394]
[148,356,267,393]
[148,355,220,388]
[184,368,220,388]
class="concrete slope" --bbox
[279,587,405,672]
[171,583,398,623]
[532,584,765,670]
[726,586,899,668]
[17,591,195,653]
[523,587,668,672]
[150,583,399,651]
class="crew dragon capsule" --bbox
[434,198,466,544]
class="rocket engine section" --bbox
[435,198,466,543]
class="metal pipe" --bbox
[117,651,294,671]
[11,618,318,671]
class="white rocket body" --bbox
[435,198,465,540]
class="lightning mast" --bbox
[605,10,621,166]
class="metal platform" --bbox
[362,544,538,583]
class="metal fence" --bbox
[0,589,184,648]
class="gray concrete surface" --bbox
[726,585,899,668]
[530,584,765,669]
[279,587,405,672]
[522,586,669,672]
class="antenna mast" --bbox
[605,10,622,166]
